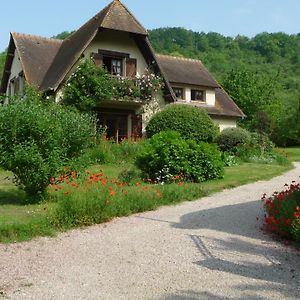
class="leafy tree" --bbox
[52,31,73,40]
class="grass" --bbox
[278,147,300,162]
[0,161,293,243]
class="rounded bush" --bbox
[146,104,218,143]
[136,131,224,183]
[217,127,251,152]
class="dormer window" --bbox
[191,89,204,102]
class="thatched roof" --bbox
[158,55,245,118]
[156,54,219,88]
[0,33,62,92]
[41,0,148,91]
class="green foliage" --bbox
[73,139,143,170]
[63,60,114,111]
[136,131,224,183]
[146,104,218,143]
[63,59,164,112]
[0,89,96,199]
[222,67,278,118]
[235,133,289,165]
[217,127,251,152]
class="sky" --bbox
[1,0,299,52]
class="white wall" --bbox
[212,116,237,131]
[206,89,215,106]
[6,49,23,96]
[85,30,148,77]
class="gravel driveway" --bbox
[1,164,300,300]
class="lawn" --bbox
[0,161,293,243]
[278,147,300,162]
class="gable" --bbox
[85,30,148,77]
[40,0,148,91]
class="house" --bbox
[0,0,245,141]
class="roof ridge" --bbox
[11,32,63,44]
[156,53,202,63]
[101,0,147,35]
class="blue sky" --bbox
[1,0,299,52]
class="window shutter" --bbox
[126,58,137,78]
[131,114,142,139]
[92,53,103,66]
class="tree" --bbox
[222,67,279,118]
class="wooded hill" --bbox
[0,28,299,145]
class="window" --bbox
[173,87,184,99]
[191,89,205,101]
[103,56,123,76]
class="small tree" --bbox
[0,88,96,200]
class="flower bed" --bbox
[49,169,205,228]
[261,181,300,244]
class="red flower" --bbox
[293,212,299,219]
[109,191,115,197]
[285,219,292,226]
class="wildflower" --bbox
[71,182,79,189]
[294,212,300,219]
[110,191,116,197]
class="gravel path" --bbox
[1,164,300,300]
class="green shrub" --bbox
[217,127,251,152]
[0,90,96,199]
[136,131,224,183]
[146,104,218,143]
[234,132,289,165]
